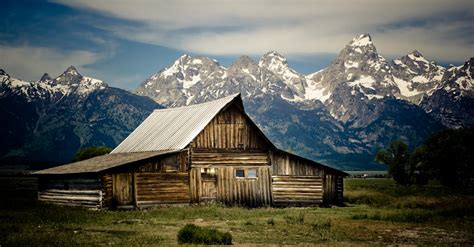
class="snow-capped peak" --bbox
[406,50,430,64]
[349,33,373,47]
[259,51,298,77]
[262,51,287,62]
[64,65,81,76]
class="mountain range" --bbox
[1,34,472,170]
[0,66,161,169]
[135,34,473,169]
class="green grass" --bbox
[0,177,473,246]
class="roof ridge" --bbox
[153,93,240,112]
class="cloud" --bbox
[52,0,473,62]
[0,45,101,81]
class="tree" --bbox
[72,146,112,162]
[375,140,411,185]
[416,128,473,188]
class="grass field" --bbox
[0,177,473,246]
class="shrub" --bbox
[177,224,232,245]
[267,218,275,226]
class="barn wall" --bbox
[38,176,103,208]
[272,175,323,206]
[101,174,113,208]
[269,150,346,206]
[270,151,324,176]
[190,150,271,206]
[135,172,190,207]
[191,105,268,150]
[190,166,272,207]
[323,173,344,204]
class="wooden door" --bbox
[201,173,217,202]
[113,173,134,206]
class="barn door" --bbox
[113,173,134,207]
[201,172,217,202]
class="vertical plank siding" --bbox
[101,174,113,208]
[37,176,102,208]
[323,174,344,204]
[191,105,268,150]
[270,151,324,176]
[190,166,272,207]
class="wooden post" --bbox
[133,172,138,209]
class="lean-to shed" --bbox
[34,94,347,209]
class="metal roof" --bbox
[33,150,176,174]
[111,93,240,153]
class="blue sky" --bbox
[1,0,473,90]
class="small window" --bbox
[247,169,257,178]
[201,167,216,175]
[235,169,245,178]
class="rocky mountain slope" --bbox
[0,67,161,167]
[136,34,472,170]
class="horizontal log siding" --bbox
[38,189,102,208]
[191,105,268,150]
[272,175,323,206]
[38,177,102,208]
[190,166,272,207]
[135,173,190,207]
[270,151,324,176]
[191,152,268,166]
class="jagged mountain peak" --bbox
[64,65,81,76]
[235,55,256,64]
[409,50,423,57]
[0,69,8,76]
[349,33,373,47]
[259,51,291,70]
[262,51,287,61]
[39,73,52,82]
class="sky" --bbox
[1,0,473,90]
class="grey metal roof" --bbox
[111,93,240,153]
[33,150,176,174]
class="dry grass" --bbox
[0,177,473,246]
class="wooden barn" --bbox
[34,94,347,209]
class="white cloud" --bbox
[52,0,473,62]
[0,45,101,81]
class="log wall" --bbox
[191,105,268,150]
[191,151,268,166]
[135,172,190,207]
[271,175,323,206]
[38,176,102,208]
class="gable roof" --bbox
[33,150,176,175]
[111,94,240,153]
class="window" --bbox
[247,169,257,178]
[235,169,257,179]
[235,169,245,178]
[201,167,216,175]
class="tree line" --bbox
[376,127,473,188]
